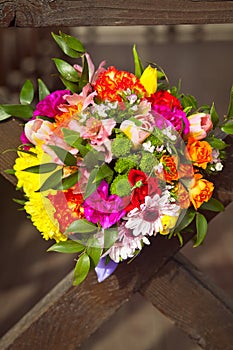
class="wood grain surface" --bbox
[0,1,233,27]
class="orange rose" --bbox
[161,155,178,183]
[176,182,190,209]
[189,173,214,210]
[187,138,212,169]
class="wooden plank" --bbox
[0,137,232,349]
[140,253,233,350]
[0,0,233,28]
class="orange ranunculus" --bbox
[176,182,190,209]
[187,138,212,169]
[161,155,178,183]
[189,173,214,210]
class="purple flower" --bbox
[33,90,70,118]
[152,105,190,135]
[83,180,126,229]
[95,257,118,283]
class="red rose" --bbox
[148,90,182,110]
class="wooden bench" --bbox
[0,1,233,349]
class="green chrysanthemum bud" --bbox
[110,175,131,197]
[140,152,156,173]
[114,157,138,174]
[111,137,132,157]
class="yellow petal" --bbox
[140,65,157,96]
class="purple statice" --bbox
[33,90,70,118]
[152,104,190,135]
[83,180,126,229]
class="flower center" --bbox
[143,208,159,222]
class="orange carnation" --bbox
[94,66,146,102]
[161,155,178,183]
[189,173,214,210]
[187,138,212,169]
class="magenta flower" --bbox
[83,180,126,229]
[152,105,190,135]
[34,90,70,118]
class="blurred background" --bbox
[0,25,233,349]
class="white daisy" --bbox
[106,223,150,263]
[125,191,180,237]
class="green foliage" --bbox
[200,197,224,212]
[194,212,208,247]
[73,253,90,286]
[133,45,144,78]
[52,31,85,58]
[48,145,77,166]
[205,136,228,150]
[22,163,58,174]
[210,102,219,128]
[181,94,198,112]
[0,104,33,121]
[65,219,97,234]
[53,58,79,82]
[226,85,233,118]
[20,80,34,105]
[37,168,63,192]
[47,240,85,254]
[38,79,50,100]
[221,121,233,135]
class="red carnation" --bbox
[148,90,182,110]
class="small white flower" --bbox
[154,162,163,173]
[143,141,155,153]
[156,145,164,152]
[215,162,223,171]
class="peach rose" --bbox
[187,113,213,140]
[189,173,214,210]
[187,138,212,169]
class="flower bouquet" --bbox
[1,32,233,285]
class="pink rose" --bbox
[187,113,213,140]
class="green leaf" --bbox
[80,54,89,88]
[84,168,100,199]
[53,58,79,82]
[83,150,99,169]
[94,164,113,183]
[52,32,83,59]
[205,136,227,150]
[48,145,77,166]
[4,169,15,175]
[37,168,63,192]
[87,238,102,267]
[13,198,26,205]
[200,197,224,212]
[22,162,58,174]
[0,104,33,120]
[181,94,198,111]
[175,208,196,233]
[38,79,50,100]
[226,85,233,118]
[60,76,80,93]
[210,102,219,128]
[194,212,208,247]
[133,44,144,78]
[20,80,34,105]
[65,219,97,234]
[0,106,11,121]
[47,240,85,254]
[60,32,85,53]
[104,227,119,250]
[73,253,90,286]
[221,121,233,135]
[55,171,80,190]
[62,128,88,156]
[175,231,183,246]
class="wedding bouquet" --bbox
[1,32,233,285]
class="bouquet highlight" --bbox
[1,32,233,285]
